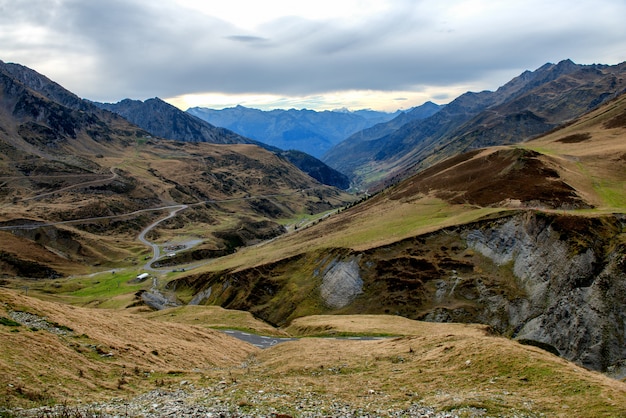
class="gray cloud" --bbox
[1,0,625,106]
[225,35,270,44]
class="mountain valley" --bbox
[1,59,626,417]
[186,105,411,159]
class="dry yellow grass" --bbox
[142,305,289,337]
[284,314,490,337]
[0,288,258,408]
[2,291,626,416]
[246,333,626,417]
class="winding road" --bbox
[137,204,188,271]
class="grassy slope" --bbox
[256,316,626,417]
[522,93,626,211]
[3,290,625,416]
[188,93,626,278]
[149,94,626,334]
[143,305,289,337]
[185,198,501,275]
[0,288,258,409]
[0,129,354,278]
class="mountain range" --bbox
[323,59,626,189]
[94,97,351,189]
[94,98,263,146]
[0,59,353,277]
[172,89,626,376]
[186,105,419,159]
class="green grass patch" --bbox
[593,179,626,209]
[50,271,149,305]
[330,201,500,249]
[0,317,21,327]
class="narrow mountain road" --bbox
[138,204,188,271]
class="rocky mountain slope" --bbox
[324,59,626,189]
[94,98,262,145]
[169,92,626,375]
[187,105,410,159]
[0,60,352,277]
[324,101,443,149]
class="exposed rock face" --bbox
[176,211,626,375]
[463,212,626,376]
[320,257,363,309]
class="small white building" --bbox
[136,272,149,281]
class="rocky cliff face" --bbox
[175,211,626,375]
[463,212,626,376]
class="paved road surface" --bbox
[137,204,188,271]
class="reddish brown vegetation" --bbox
[390,148,587,209]
[557,133,592,143]
[604,109,626,129]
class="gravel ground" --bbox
[9,385,484,417]
[8,310,74,335]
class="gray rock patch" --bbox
[320,257,363,309]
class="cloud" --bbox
[1,0,625,109]
[225,35,269,44]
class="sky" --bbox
[1,0,625,112]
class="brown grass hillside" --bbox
[0,137,353,277]
[0,288,258,408]
[256,316,626,417]
[2,291,626,416]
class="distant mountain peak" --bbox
[323,60,626,189]
[187,106,404,159]
[94,98,259,145]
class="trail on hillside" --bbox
[16,167,120,202]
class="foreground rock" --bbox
[12,386,492,417]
